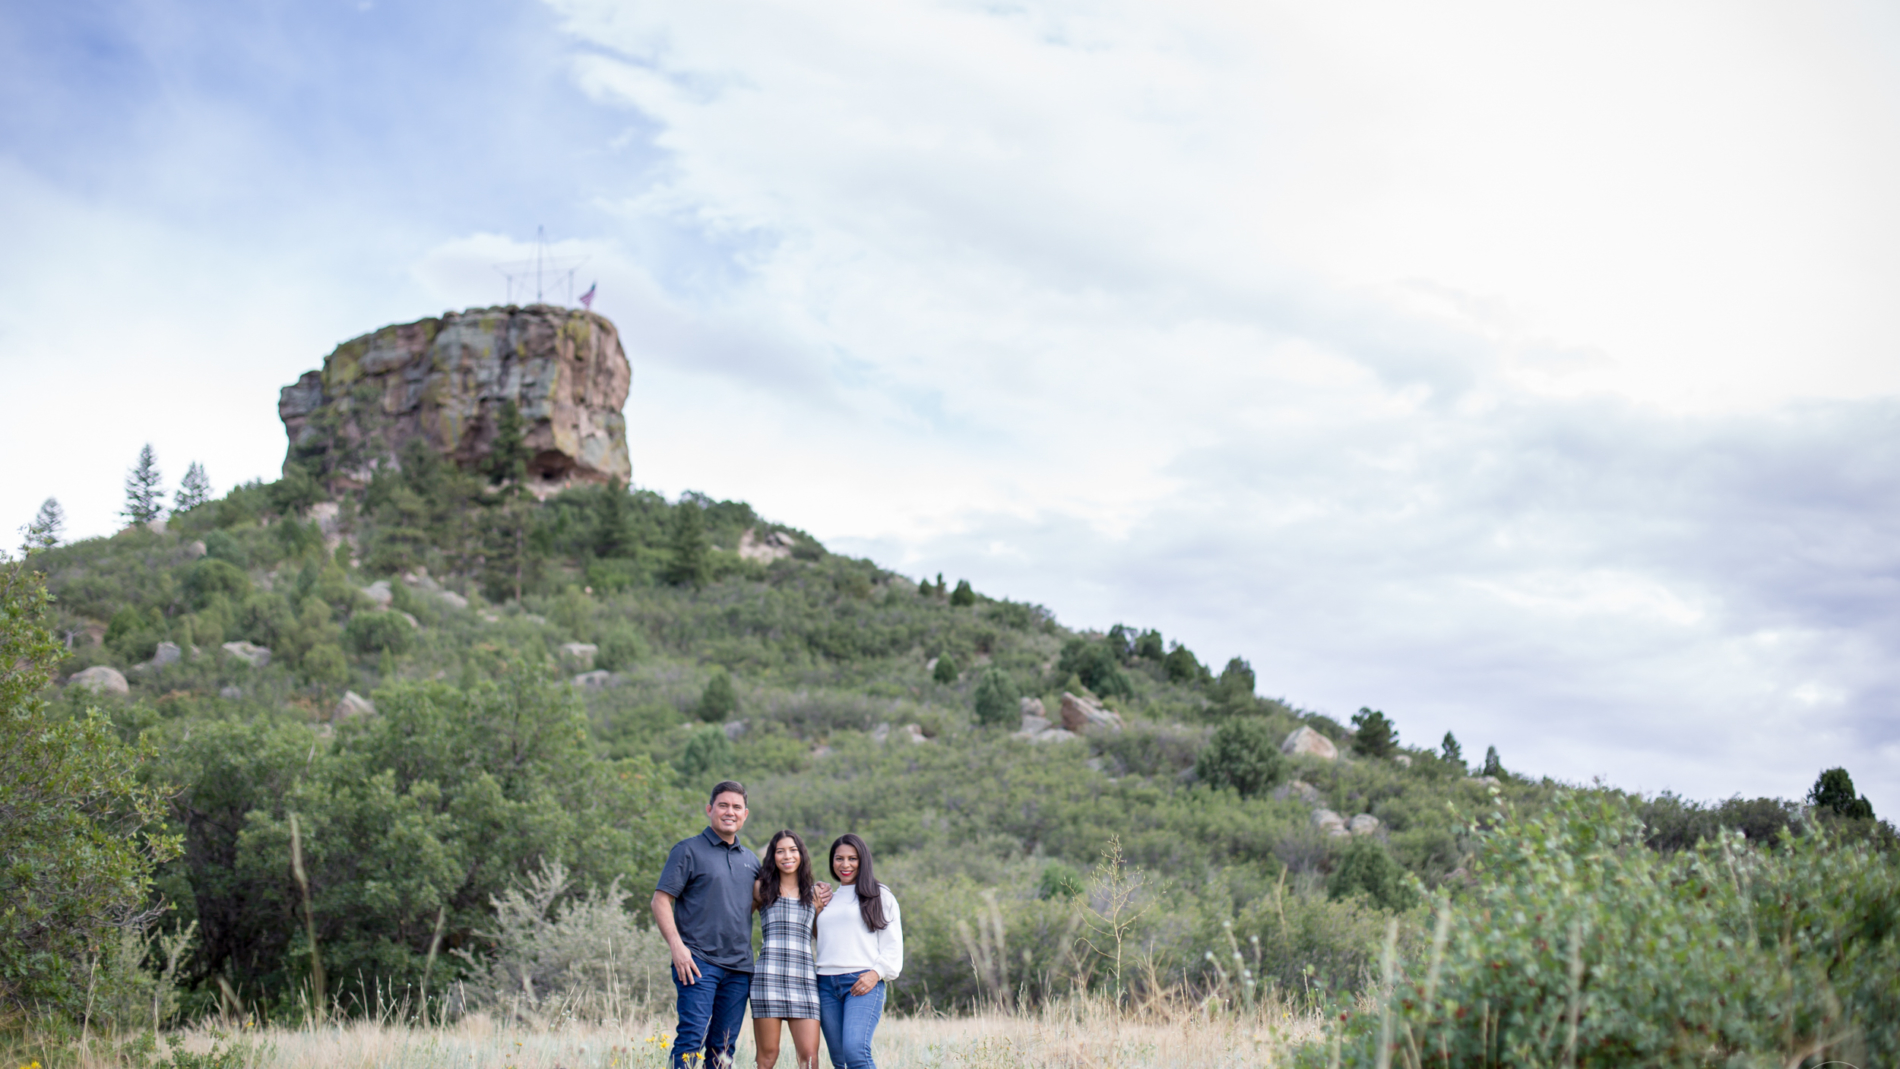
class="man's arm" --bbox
[651,891,701,985]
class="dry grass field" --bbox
[65,999,1331,1069]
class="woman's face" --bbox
[832,844,860,883]
[774,838,802,876]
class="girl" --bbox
[752,830,823,1069]
[814,834,902,1069]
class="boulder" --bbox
[308,502,345,552]
[278,306,632,498]
[723,720,748,740]
[1059,692,1124,733]
[571,670,614,690]
[186,540,208,559]
[1270,779,1324,805]
[1281,726,1339,761]
[1393,754,1412,768]
[871,722,891,744]
[1348,814,1383,836]
[398,612,420,629]
[361,580,394,608]
[1017,714,1052,735]
[1025,727,1078,743]
[1020,696,1046,719]
[334,691,377,719]
[404,569,442,592]
[558,642,598,671]
[903,723,930,744]
[221,641,271,668]
[219,685,244,699]
[1312,809,1349,837]
[738,528,798,563]
[69,665,130,696]
[148,641,183,669]
[438,590,470,611]
[1475,776,1502,787]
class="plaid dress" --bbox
[751,895,820,1019]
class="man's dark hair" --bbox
[708,780,747,807]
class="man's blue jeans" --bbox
[816,972,885,1069]
[671,957,752,1069]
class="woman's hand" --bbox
[849,970,881,997]
[814,881,833,912]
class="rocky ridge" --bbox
[279,305,632,497]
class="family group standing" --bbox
[653,781,904,1069]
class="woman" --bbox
[814,833,902,1069]
[752,830,824,1069]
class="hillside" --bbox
[25,450,1887,1026]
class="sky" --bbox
[3,0,1898,814]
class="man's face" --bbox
[707,791,748,837]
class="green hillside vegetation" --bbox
[8,455,1897,1065]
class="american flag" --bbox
[579,282,597,310]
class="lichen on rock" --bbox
[278,305,632,497]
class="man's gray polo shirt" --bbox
[656,826,762,971]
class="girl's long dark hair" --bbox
[755,830,815,912]
[827,833,888,932]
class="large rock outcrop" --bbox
[279,305,632,497]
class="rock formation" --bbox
[279,305,632,497]
[1059,691,1125,733]
[1280,725,1339,761]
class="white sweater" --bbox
[815,883,903,982]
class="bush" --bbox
[678,724,735,781]
[949,579,976,607]
[932,656,959,685]
[343,610,412,657]
[1194,718,1286,798]
[696,670,738,723]
[183,558,251,611]
[1325,836,1415,912]
[1037,862,1083,899]
[1332,796,1900,1068]
[972,669,1015,727]
[1056,637,1132,699]
[1810,766,1876,820]
[596,628,643,672]
[452,860,672,1022]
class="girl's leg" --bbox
[838,977,886,1069]
[753,1017,784,1069]
[787,1019,822,1069]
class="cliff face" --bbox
[279,306,632,497]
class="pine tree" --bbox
[174,461,213,514]
[20,498,63,553]
[593,488,631,558]
[664,499,709,588]
[1482,745,1504,778]
[696,671,738,723]
[1440,731,1463,769]
[485,401,529,489]
[1351,707,1397,759]
[1808,767,1875,820]
[972,669,1015,727]
[122,444,164,526]
[949,579,976,607]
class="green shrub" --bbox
[678,724,734,781]
[596,628,644,672]
[1810,766,1876,820]
[343,611,411,657]
[949,579,976,607]
[1325,836,1415,912]
[1056,637,1132,698]
[1195,718,1286,798]
[182,558,251,611]
[299,642,350,687]
[1037,862,1084,899]
[201,529,249,568]
[933,656,960,685]
[972,669,1015,727]
[1328,795,1900,1068]
[696,670,738,723]
[1163,642,1208,685]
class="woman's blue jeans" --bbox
[816,972,885,1069]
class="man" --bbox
[653,781,762,1069]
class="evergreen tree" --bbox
[932,656,959,684]
[1163,642,1207,685]
[1482,745,1504,777]
[593,487,632,558]
[20,498,63,553]
[934,572,947,598]
[1351,707,1397,759]
[174,461,213,514]
[949,579,976,607]
[1326,837,1416,912]
[121,444,164,526]
[664,499,709,588]
[1195,718,1286,798]
[1441,731,1464,769]
[485,401,529,488]
[1808,767,1875,820]
[1133,629,1165,662]
[696,670,738,723]
[917,576,932,597]
[972,669,1015,727]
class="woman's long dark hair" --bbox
[827,833,888,932]
[755,829,815,912]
